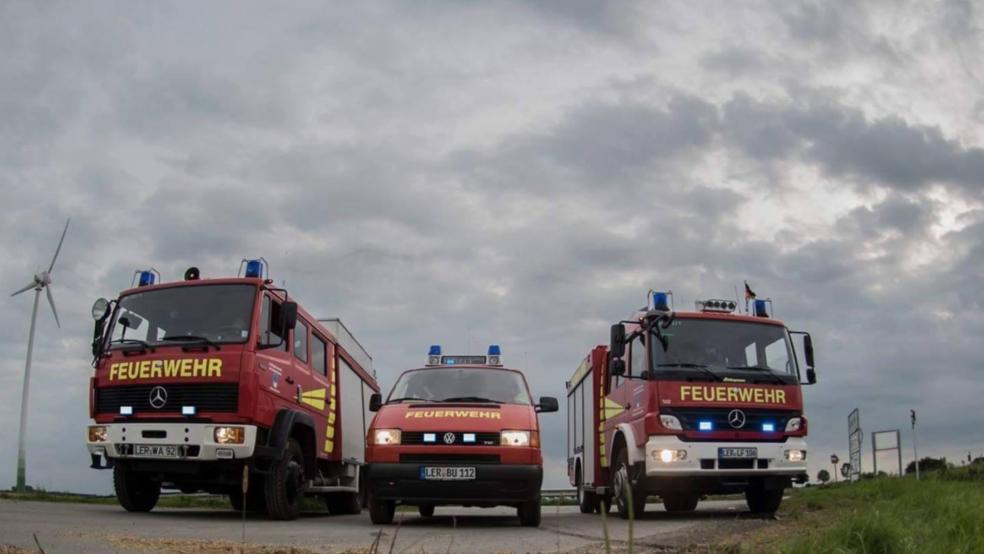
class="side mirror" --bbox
[282,302,299,332]
[91,298,111,357]
[610,324,626,358]
[536,396,559,413]
[804,334,815,369]
[610,358,626,377]
[806,367,817,385]
[368,393,382,412]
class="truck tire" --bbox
[326,492,362,515]
[264,438,306,520]
[576,467,599,514]
[518,497,541,527]
[612,448,646,520]
[745,486,784,514]
[661,492,699,513]
[418,504,435,517]
[113,464,161,512]
[369,495,396,524]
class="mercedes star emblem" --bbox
[149,386,168,409]
[728,409,746,429]
[443,432,456,444]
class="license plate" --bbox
[718,447,757,459]
[133,444,179,458]
[420,467,476,481]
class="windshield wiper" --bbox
[387,396,429,404]
[656,363,723,382]
[109,338,155,352]
[161,335,221,351]
[439,396,504,404]
[726,365,786,384]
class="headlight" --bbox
[786,417,802,432]
[501,430,531,447]
[652,448,687,463]
[214,426,245,444]
[373,429,401,445]
[88,426,108,442]
[785,449,806,462]
[659,414,682,430]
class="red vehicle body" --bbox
[364,347,559,526]
[567,292,816,517]
[85,263,378,520]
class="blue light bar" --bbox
[423,433,436,443]
[244,259,264,278]
[138,271,155,287]
[119,406,134,416]
[429,345,442,356]
[182,406,196,416]
[463,433,476,443]
[762,422,776,432]
[754,299,768,317]
[653,291,670,311]
[488,344,501,356]
[698,420,713,431]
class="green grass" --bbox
[0,489,329,512]
[729,468,984,553]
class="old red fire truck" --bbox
[365,346,558,526]
[567,291,815,518]
[85,260,379,520]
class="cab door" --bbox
[255,293,294,414]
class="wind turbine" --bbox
[10,218,69,493]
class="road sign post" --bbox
[848,408,862,482]
[911,409,919,480]
[830,454,840,483]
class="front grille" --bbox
[95,383,239,414]
[399,454,500,464]
[401,431,500,446]
[700,459,770,470]
[664,407,797,433]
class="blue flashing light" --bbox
[754,299,768,317]
[463,433,476,443]
[698,420,713,431]
[182,406,197,416]
[488,344,501,356]
[244,259,264,278]
[119,405,134,416]
[653,291,670,311]
[138,271,155,287]
[762,422,776,433]
[429,345,442,356]
[423,433,436,443]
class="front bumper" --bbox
[87,422,258,465]
[643,435,808,477]
[368,463,542,505]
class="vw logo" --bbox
[149,386,168,409]
[443,432,456,444]
[728,409,746,429]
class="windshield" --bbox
[653,319,796,375]
[388,368,532,405]
[108,284,256,347]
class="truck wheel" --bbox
[518,497,541,527]
[326,492,362,515]
[745,485,784,514]
[113,464,161,512]
[612,448,646,520]
[264,438,306,520]
[576,468,599,514]
[418,504,435,517]
[369,495,396,524]
[661,492,699,513]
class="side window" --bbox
[259,295,288,351]
[294,320,309,362]
[630,335,646,377]
[312,334,327,376]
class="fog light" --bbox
[660,449,674,463]
[88,426,108,443]
[654,449,688,463]
[785,449,806,462]
[214,426,245,444]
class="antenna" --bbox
[10,218,69,492]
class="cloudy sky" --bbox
[2,0,982,493]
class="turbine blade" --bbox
[46,286,60,328]
[10,281,36,297]
[47,218,70,274]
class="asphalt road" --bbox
[0,499,770,553]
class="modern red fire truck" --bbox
[85,260,379,520]
[365,346,558,526]
[567,291,815,518]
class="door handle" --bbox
[286,376,295,385]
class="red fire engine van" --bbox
[364,346,558,526]
[567,291,815,518]
[85,261,379,520]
